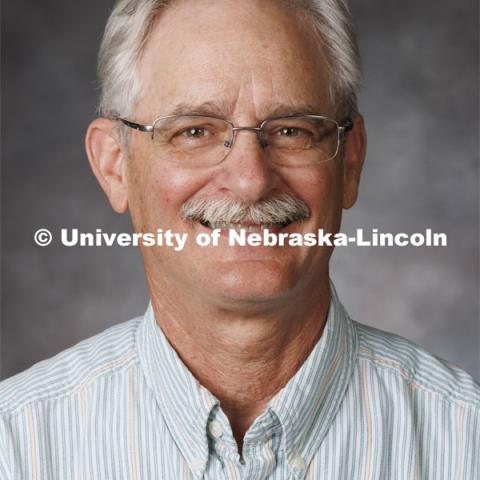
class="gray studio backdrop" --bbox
[2,0,479,380]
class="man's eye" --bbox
[167,124,217,149]
[279,127,301,137]
[276,126,314,138]
[181,127,209,138]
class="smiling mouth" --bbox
[200,220,292,232]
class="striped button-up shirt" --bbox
[1,286,479,479]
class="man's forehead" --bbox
[137,48,331,120]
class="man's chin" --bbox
[201,261,299,307]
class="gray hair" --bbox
[97,0,360,120]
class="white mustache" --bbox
[181,194,310,226]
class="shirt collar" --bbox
[269,283,358,477]
[137,282,358,478]
[137,305,218,478]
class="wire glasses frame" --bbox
[118,114,354,167]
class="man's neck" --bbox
[148,277,331,453]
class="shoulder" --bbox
[352,319,480,409]
[0,315,143,416]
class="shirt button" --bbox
[291,455,306,470]
[208,420,223,438]
[192,457,204,471]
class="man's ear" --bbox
[342,113,367,209]
[85,118,128,214]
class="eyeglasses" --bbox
[118,114,353,168]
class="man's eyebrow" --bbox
[164,101,230,118]
[266,104,323,118]
[160,102,324,120]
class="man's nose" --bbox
[217,130,278,204]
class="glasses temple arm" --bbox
[119,118,154,133]
[340,119,353,133]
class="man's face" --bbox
[124,0,363,307]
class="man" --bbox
[1,0,478,478]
